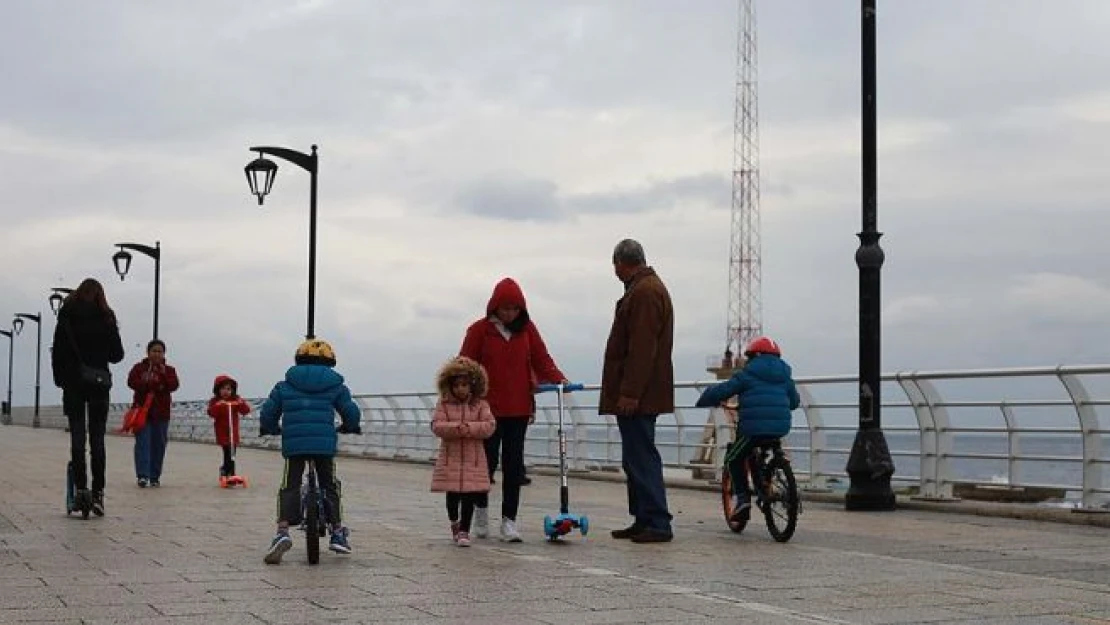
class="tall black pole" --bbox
[845,0,896,511]
[1,329,12,422]
[15,314,42,426]
[246,144,319,341]
[153,240,161,341]
[307,145,318,340]
[33,315,41,422]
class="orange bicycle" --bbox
[719,437,800,542]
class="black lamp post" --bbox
[112,241,161,340]
[49,287,73,316]
[845,0,896,511]
[244,144,319,340]
[14,313,42,427]
[0,325,12,423]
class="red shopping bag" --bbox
[117,394,152,435]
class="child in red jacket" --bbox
[208,375,251,480]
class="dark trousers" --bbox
[134,419,170,481]
[477,417,528,520]
[446,492,482,531]
[277,455,342,526]
[63,385,109,493]
[487,426,528,479]
[617,415,673,532]
[220,445,236,476]
[725,432,756,498]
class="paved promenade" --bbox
[1,426,1108,624]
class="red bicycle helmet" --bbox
[744,336,781,358]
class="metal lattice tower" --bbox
[709,0,762,379]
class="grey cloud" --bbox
[451,172,730,222]
[454,174,562,222]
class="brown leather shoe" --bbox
[630,529,674,543]
[610,524,645,539]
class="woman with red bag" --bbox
[126,339,180,488]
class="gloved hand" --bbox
[260,426,281,437]
[336,423,362,435]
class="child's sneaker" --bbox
[328,526,351,554]
[729,494,751,524]
[473,508,489,538]
[450,521,461,542]
[137,477,148,488]
[500,518,522,543]
[456,531,471,547]
[263,531,293,564]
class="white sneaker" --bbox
[500,518,522,543]
[474,508,489,539]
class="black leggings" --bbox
[446,492,482,531]
[477,417,529,520]
[63,385,110,493]
[221,445,235,476]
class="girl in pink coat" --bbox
[430,356,496,547]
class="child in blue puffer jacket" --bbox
[696,336,800,523]
[259,338,362,565]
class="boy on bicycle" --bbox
[259,339,362,564]
[696,336,799,523]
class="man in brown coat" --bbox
[599,239,675,543]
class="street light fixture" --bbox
[0,325,12,423]
[111,241,162,340]
[49,288,73,316]
[14,313,42,427]
[243,144,320,339]
[845,0,896,511]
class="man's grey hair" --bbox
[612,239,647,266]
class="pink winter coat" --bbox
[429,398,496,493]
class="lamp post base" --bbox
[845,428,897,511]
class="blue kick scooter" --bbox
[536,382,589,541]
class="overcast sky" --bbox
[2,0,1109,410]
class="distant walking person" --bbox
[599,239,675,543]
[127,340,180,488]
[51,278,125,516]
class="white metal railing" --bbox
[8,364,1109,510]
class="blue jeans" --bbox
[616,415,673,533]
[134,419,170,481]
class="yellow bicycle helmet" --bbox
[295,338,337,366]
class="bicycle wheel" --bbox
[305,479,321,564]
[719,460,748,534]
[761,455,799,543]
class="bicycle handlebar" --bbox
[535,382,585,393]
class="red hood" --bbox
[486,278,528,315]
[212,374,238,396]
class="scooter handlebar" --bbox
[535,382,585,393]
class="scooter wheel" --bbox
[543,515,554,538]
[579,515,589,536]
[241,476,249,488]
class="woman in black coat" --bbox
[51,278,124,516]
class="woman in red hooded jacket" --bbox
[459,277,568,542]
[207,374,251,480]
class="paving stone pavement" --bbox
[1,426,1108,624]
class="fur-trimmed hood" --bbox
[436,356,489,400]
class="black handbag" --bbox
[63,319,112,390]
